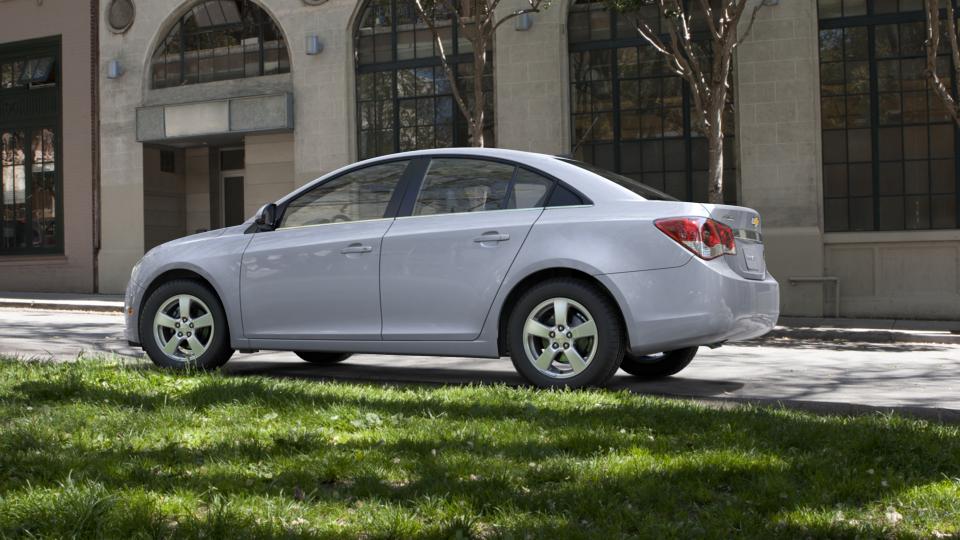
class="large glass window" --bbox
[567,0,737,203]
[1,40,60,254]
[150,0,290,89]
[354,0,494,160]
[279,161,408,228]
[819,0,959,231]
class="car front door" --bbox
[380,158,555,341]
[240,160,411,340]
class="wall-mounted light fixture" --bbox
[515,12,533,31]
[305,35,323,55]
[107,59,124,79]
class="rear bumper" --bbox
[598,257,779,355]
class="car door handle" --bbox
[340,244,373,254]
[473,232,510,243]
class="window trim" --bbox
[818,1,960,231]
[0,36,63,256]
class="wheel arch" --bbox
[138,268,235,343]
[496,267,628,356]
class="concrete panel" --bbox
[230,93,293,132]
[164,101,230,138]
[136,107,165,142]
[763,226,825,317]
[877,246,958,296]
[825,247,875,297]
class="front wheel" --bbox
[619,347,698,379]
[139,280,234,370]
[508,278,625,389]
[295,352,352,364]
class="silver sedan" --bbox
[124,148,779,388]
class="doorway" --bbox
[220,148,245,227]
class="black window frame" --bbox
[150,0,290,89]
[567,0,738,204]
[818,0,960,231]
[353,0,495,160]
[0,36,63,256]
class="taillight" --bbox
[655,217,737,260]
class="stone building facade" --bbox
[0,0,98,292]
[4,0,960,320]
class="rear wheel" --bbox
[139,280,234,370]
[619,347,698,379]
[508,279,624,389]
[295,352,352,364]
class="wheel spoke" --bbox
[524,319,552,339]
[155,314,179,329]
[534,348,558,371]
[570,319,597,340]
[186,335,206,357]
[178,296,191,319]
[553,299,569,328]
[192,313,213,329]
[162,335,181,355]
[563,348,588,373]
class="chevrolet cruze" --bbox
[125,148,779,388]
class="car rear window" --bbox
[557,158,678,201]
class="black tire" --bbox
[139,279,234,370]
[295,352,353,364]
[619,347,698,379]
[507,278,625,389]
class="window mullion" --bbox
[867,24,880,231]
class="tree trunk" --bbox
[706,103,725,204]
[471,45,487,147]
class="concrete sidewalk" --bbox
[0,292,124,313]
[1,291,958,345]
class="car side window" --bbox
[507,168,553,209]
[279,161,408,228]
[413,158,516,216]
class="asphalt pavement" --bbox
[1,307,958,419]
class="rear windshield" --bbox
[557,158,678,201]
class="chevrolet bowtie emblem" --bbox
[751,216,760,227]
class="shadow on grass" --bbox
[1,360,958,538]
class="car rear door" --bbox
[240,160,411,340]
[380,157,554,341]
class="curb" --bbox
[764,327,960,346]
[0,300,124,314]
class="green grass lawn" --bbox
[0,358,958,539]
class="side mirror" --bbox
[254,203,278,231]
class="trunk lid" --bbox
[701,204,766,280]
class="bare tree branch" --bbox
[412,0,475,133]
[925,0,960,126]
[627,0,767,202]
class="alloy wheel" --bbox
[152,294,215,362]
[522,297,599,379]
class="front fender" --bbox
[131,231,253,350]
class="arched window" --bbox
[151,0,289,89]
[354,0,493,160]
[567,0,736,203]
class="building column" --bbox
[494,0,568,155]
[736,0,826,316]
